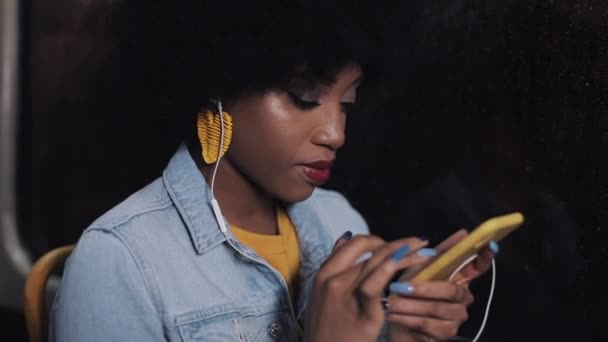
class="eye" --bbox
[286,90,320,110]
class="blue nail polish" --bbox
[489,240,500,254]
[338,231,353,241]
[389,282,415,296]
[333,231,353,249]
[417,248,438,257]
[391,245,411,261]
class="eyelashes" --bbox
[286,90,319,110]
[286,90,355,113]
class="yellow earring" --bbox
[196,109,233,164]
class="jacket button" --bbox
[267,322,281,339]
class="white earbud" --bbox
[212,198,227,233]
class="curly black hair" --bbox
[110,0,379,132]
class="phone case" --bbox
[412,212,524,281]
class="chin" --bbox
[278,185,316,204]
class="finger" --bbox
[455,276,474,286]
[397,261,429,282]
[332,231,353,251]
[387,315,461,341]
[452,241,498,282]
[322,240,428,304]
[450,271,470,284]
[323,240,423,292]
[317,235,386,280]
[398,229,469,282]
[354,245,434,316]
[386,297,469,321]
[472,246,494,273]
[391,281,474,305]
[447,255,477,283]
[435,228,468,253]
[357,238,429,282]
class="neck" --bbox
[189,143,278,235]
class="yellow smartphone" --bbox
[412,212,524,281]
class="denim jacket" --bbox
[50,143,370,341]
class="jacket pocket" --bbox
[176,302,294,342]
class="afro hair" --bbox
[110,0,379,132]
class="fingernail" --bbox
[381,297,390,317]
[389,282,415,296]
[391,245,411,261]
[337,231,353,242]
[418,235,429,241]
[489,240,500,254]
[417,248,438,257]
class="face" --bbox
[223,66,362,203]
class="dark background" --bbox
[6,0,607,340]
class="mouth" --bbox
[299,160,334,185]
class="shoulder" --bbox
[63,177,177,283]
[86,178,174,234]
[57,178,184,314]
[74,177,193,276]
[51,222,165,341]
[307,187,370,236]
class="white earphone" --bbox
[449,256,497,342]
[209,99,228,235]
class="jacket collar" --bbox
[162,143,226,254]
[162,143,334,264]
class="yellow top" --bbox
[230,207,301,297]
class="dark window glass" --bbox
[18,0,181,257]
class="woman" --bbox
[50,1,495,341]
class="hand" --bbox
[386,281,474,341]
[304,234,429,342]
[387,230,499,341]
[399,229,497,285]
[446,231,498,285]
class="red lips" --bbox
[301,160,334,185]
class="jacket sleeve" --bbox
[316,189,371,239]
[49,229,165,342]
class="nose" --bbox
[311,106,346,151]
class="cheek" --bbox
[228,130,316,202]
[230,97,309,164]
[231,127,299,171]
[227,116,296,179]
[225,94,317,199]
[232,124,313,193]
[229,130,313,200]
[230,114,294,158]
